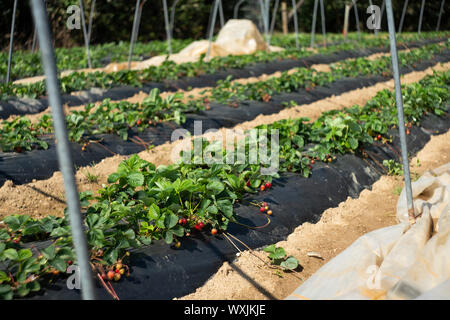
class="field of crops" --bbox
[0,27,449,301]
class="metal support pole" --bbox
[162,0,172,55]
[87,0,96,44]
[398,0,408,34]
[128,0,141,69]
[259,0,270,43]
[29,0,95,300]
[385,0,416,224]
[170,0,180,39]
[319,0,326,47]
[380,0,385,30]
[310,0,318,48]
[436,0,445,31]
[133,1,146,45]
[352,0,361,40]
[418,0,425,34]
[234,0,246,19]
[291,0,300,49]
[78,0,92,69]
[6,0,18,84]
[219,0,225,28]
[268,0,280,46]
[206,0,220,61]
[31,27,37,53]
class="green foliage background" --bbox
[0,0,448,51]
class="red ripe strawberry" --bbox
[311,159,315,165]
[260,207,266,213]
[246,181,251,187]
[198,221,205,229]
[377,135,382,140]
[107,270,115,280]
[136,119,142,125]
[265,182,271,189]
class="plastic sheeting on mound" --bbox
[134,19,283,70]
[286,163,450,300]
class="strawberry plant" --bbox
[264,244,299,271]
[2,34,447,101]
[0,61,448,301]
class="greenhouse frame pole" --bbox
[79,0,92,69]
[234,0,246,19]
[352,0,361,41]
[418,0,425,34]
[398,0,408,34]
[128,0,141,69]
[162,0,172,55]
[258,0,270,44]
[385,0,416,224]
[310,0,318,48]
[319,0,326,47]
[436,0,445,31]
[380,0,385,30]
[219,0,225,28]
[268,0,280,46]
[206,0,220,61]
[133,1,146,47]
[31,28,37,52]
[6,0,18,84]
[29,0,96,300]
[170,0,180,39]
[87,0,96,44]
[291,0,300,49]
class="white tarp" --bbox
[133,19,283,70]
[286,163,450,300]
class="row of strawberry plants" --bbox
[200,41,449,104]
[0,39,194,82]
[1,32,447,101]
[0,32,404,82]
[0,41,447,154]
[0,70,448,299]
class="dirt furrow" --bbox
[179,129,450,300]
[0,61,448,220]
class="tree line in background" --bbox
[1,0,448,51]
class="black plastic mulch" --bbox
[0,50,448,187]
[0,38,445,119]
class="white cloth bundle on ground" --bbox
[133,19,284,70]
[286,163,450,300]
